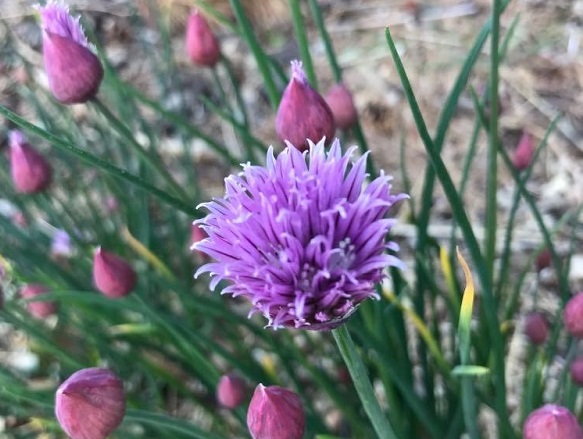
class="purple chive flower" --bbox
[194,139,407,330]
[570,355,583,387]
[55,367,125,439]
[325,83,358,130]
[37,1,104,104]
[247,384,305,439]
[9,130,52,194]
[275,61,335,152]
[513,131,535,172]
[523,404,583,439]
[564,292,583,338]
[21,284,57,319]
[93,248,137,298]
[51,229,73,258]
[524,312,550,346]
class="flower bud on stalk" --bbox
[247,384,305,439]
[275,61,335,152]
[535,248,551,272]
[37,1,104,104]
[55,367,126,439]
[570,356,583,387]
[217,374,247,409]
[524,313,550,346]
[513,131,535,172]
[185,11,221,67]
[564,292,583,338]
[325,83,358,130]
[9,130,52,194]
[93,248,137,298]
[21,284,57,318]
[523,404,583,439]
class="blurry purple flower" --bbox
[185,10,220,67]
[564,292,583,338]
[325,83,358,130]
[513,131,535,172]
[570,356,583,387]
[21,284,57,318]
[535,248,551,273]
[524,313,550,346]
[217,373,247,409]
[523,404,583,439]
[9,130,52,194]
[55,367,125,439]
[51,229,73,258]
[93,248,137,298]
[37,1,104,104]
[247,384,305,439]
[275,61,335,152]
[194,139,407,330]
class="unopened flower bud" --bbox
[570,356,583,387]
[523,404,583,439]
[247,384,305,439]
[55,367,125,439]
[21,284,57,318]
[524,313,550,345]
[276,60,335,152]
[564,292,583,338]
[93,248,137,298]
[217,373,247,409]
[535,248,551,272]
[325,83,358,130]
[51,229,73,259]
[185,11,220,67]
[9,130,52,194]
[513,131,535,171]
[37,2,104,104]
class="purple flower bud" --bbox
[93,248,137,298]
[524,313,550,345]
[523,404,583,439]
[55,367,125,439]
[185,11,221,67]
[513,131,535,172]
[275,61,335,152]
[564,292,583,338]
[247,384,305,439]
[37,2,104,104]
[325,83,358,130]
[21,284,57,318]
[9,130,52,194]
[570,356,583,387]
[217,374,247,409]
[51,229,73,258]
[535,248,551,272]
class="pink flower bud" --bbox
[217,373,247,409]
[535,248,551,272]
[55,367,125,439]
[564,292,583,338]
[37,2,104,104]
[276,61,335,152]
[523,404,583,439]
[9,130,52,194]
[93,248,137,298]
[21,284,57,318]
[325,83,358,130]
[185,11,221,67]
[513,131,535,172]
[247,384,305,439]
[524,313,550,345]
[570,356,583,387]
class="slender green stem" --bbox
[229,0,280,109]
[0,104,197,216]
[290,0,317,87]
[92,98,190,202]
[485,0,501,279]
[332,325,399,439]
[308,0,341,82]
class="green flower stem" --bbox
[0,104,197,216]
[290,0,317,88]
[332,325,400,439]
[229,0,280,109]
[308,0,341,82]
[92,98,190,202]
